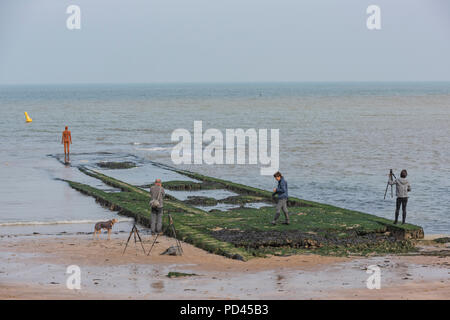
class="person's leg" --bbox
[394,197,401,224]
[272,200,282,224]
[64,142,67,155]
[151,208,157,234]
[401,198,408,224]
[156,208,163,233]
[282,199,289,224]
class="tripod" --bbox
[384,169,397,199]
[122,223,147,255]
[147,213,183,256]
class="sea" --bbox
[0,82,449,235]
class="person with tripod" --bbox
[388,169,411,225]
[150,178,165,234]
[147,179,183,256]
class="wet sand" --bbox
[0,233,449,299]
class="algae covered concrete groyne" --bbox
[64,160,424,261]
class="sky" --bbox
[0,0,449,84]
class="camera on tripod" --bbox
[384,169,396,199]
[122,213,183,256]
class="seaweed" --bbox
[65,166,425,260]
[167,272,198,278]
[433,237,450,244]
[97,161,137,169]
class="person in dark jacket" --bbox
[388,169,411,224]
[271,171,289,225]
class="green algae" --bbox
[66,167,424,260]
[433,237,450,244]
[167,272,198,278]
[97,161,137,169]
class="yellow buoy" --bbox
[24,112,32,123]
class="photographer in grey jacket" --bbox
[388,169,411,224]
[149,178,165,234]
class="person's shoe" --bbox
[282,221,290,225]
[271,221,276,225]
[393,220,398,225]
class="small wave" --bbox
[131,142,157,146]
[0,218,134,227]
[135,147,171,151]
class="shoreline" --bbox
[1,232,448,300]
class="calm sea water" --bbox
[0,83,449,234]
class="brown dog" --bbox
[93,219,118,240]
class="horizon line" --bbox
[1,80,450,87]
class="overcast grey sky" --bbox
[0,0,449,84]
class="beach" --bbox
[1,232,448,300]
[1,83,450,300]
[1,0,450,305]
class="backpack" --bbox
[149,186,163,208]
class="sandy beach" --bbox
[2,0,450,306]
[1,233,448,300]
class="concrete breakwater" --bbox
[64,161,424,261]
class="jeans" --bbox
[151,207,163,233]
[395,197,408,223]
[273,198,289,223]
